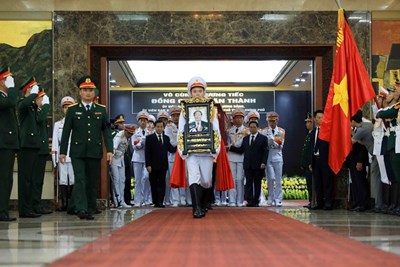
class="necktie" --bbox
[86,104,90,111]
[235,128,239,133]
[272,129,275,135]
[314,127,320,153]
[142,130,145,136]
[158,134,163,144]
[250,135,255,146]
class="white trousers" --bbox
[186,155,213,188]
[111,164,126,205]
[58,162,75,185]
[166,161,180,205]
[266,161,283,203]
[228,161,244,206]
[133,162,151,205]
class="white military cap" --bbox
[157,110,170,120]
[267,111,279,121]
[187,76,207,96]
[136,110,149,121]
[61,96,75,106]
[169,105,181,115]
[247,109,260,120]
[231,108,245,118]
[148,114,156,123]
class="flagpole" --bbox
[335,0,343,9]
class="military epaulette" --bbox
[278,127,285,133]
[96,103,106,108]
[395,102,400,109]
[68,103,79,107]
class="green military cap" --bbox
[0,66,12,80]
[114,114,125,124]
[76,75,97,89]
[20,77,37,92]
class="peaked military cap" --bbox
[267,112,279,121]
[20,77,37,92]
[231,108,245,118]
[157,110,169,120]
[77,75,97,89]
[136,110,149,121]
[304,112,313,122]
[61,96,75,106]
[148,114,155,123]
[0,67,12,80]
[187,76,207,96]
[169,105,181,115]
[114,114,125,124]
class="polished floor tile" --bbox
[1,203,400,266]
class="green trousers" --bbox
[0,150,16,217]
[32,155,48,212]
[18,148,39,215]
[69,157,100,213]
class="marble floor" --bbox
[1,203,400,266]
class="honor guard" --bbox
[17,77,42,218]
[157,110,169,125]
[0,67,19,221]
[111,125,136,208]
[177,76,221,218]
[32,87,53,214]
[132,110,151,207]
[59,75,113,220]
[112,114,125,138]
[262,112,285,206]
[52,96,75,211]
[227,108,247,207]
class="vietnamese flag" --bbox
[319,9,376,174]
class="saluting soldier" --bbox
[32,88,52,214]
[52,96,75,211]
[0,67,19,221]
[112,114,125,138]
[59,75,113,220]
[227,108,247,207]
[17,77,42,218]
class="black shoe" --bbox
[303,203,311,209]
[351,206,365,212]
[0,214,16,221]
[34,209,53,215]
[20,212,41,218]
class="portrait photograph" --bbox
[188,106,209,133]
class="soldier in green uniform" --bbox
[59,75,113,220]
[377,100,400,214]
[17,77,42,218]
[0,67,19,221]
[32,88,53,214]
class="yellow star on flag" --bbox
[332,74,349,117]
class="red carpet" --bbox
[49,208,400,267]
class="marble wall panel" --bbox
[53,11,371,119]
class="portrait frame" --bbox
[179,98,218,155]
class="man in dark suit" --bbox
[0,67,19,221]
[188,110,209,132]
[309,110,334,210]
[59,75,113,220]
[230,121,269,207]
[145,119,176,207]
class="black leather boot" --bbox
[190,184,204,218]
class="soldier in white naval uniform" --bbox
[111,125,135,208]
[262,112,285,206]
[132,110,150,207]
[227,108,247,207]
[51,96,75,211]
[178,76,221,218]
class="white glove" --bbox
[42,95,50,105]
[30,84,39,94]
[4,76,14,88]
